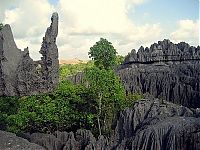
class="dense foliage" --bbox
[0,96,19,130]
[4,81,95,134]
[59,61,94,80]
[89,38,117,69]
[84,67,125,135]
[0,38,142,137]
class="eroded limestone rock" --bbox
[117,40,200,108]
[0,12,59,96]
[0,130,45,150]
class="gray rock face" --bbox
[131,116,200,150]
[113,98,194,141]
[0,130,45,150]
[112,99,200,150]
[26,129,107,150]
[117,39,200,108]
[0,12,59,96]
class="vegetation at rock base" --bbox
[0,38,142,136]
[0,23,3,30]
[4,80,97,134]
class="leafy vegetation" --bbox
[84,67,125,135]
[59,61,93,80]
[5,81,95,134]
[89,38,117,69]
[116,55,125,65]
[0,38,142,137]
[0,23,3,30]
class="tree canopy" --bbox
[84,67,125,135]
[89,38,117,70]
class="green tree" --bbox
[84,67,125,135]
[0,23,3,30]
[89,38,117,70]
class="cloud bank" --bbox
[0,0,199,60]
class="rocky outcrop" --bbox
[0,12,59,96]
[24,129,107,150]
[130,116,200,150]
[19,99,200,150]
[112,98,197,144]
[117,39,200,108]
[123,39,200,63]
[0,130,45,150]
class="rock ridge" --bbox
[118,40,200,108]
[123,39,200,65]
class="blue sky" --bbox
[131,0,199,30]
[0,0,199,60]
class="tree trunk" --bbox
[97,93,102,136]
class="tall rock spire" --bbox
[0,12,59,96]
[40,12,59,91]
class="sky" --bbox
[0,0,199,60]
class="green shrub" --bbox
[6,81,96,134]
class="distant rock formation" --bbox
[117,40,200,108]
[123,39,200,63]
[0,12,59,96]
[16,98,200,150]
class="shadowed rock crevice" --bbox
[0,12,59,96]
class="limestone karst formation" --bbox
[0,12,199,149]
[117,39,200,108]
[0,12,59,96]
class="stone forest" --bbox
[0,13,199,150]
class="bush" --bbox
[6,81,96,134]
[0,96,19,130]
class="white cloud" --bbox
[170,20,199,46]
[1,0,163,60]
[4,0,54,38]
[2,0,55,59]
[56,0,163,59]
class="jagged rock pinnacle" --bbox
[0,12,59,96]
[117,40,200,108]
